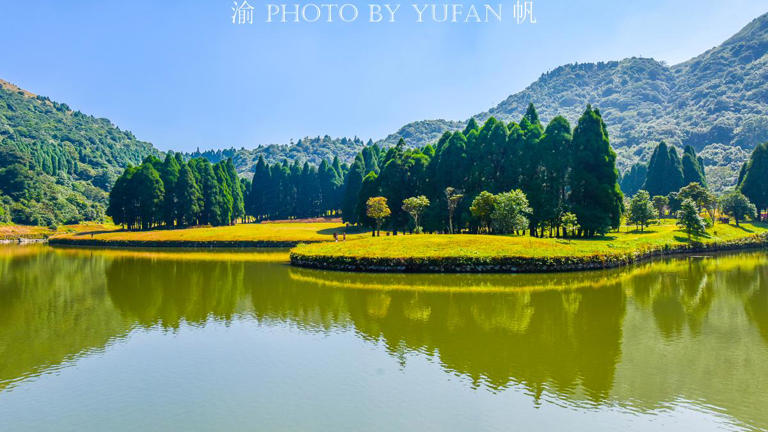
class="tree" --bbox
[652,195,669,218]
[627,190,657,231]
[569,106,624,237]
[681,145,707,188]
[740,142,768,215]
[560,212,579,240]
[720,192,757,226]
[643,142,684,197]
[366,196,391,237]
[132,163,164,230]
[676,198,706,240]
[444,187,464,234]
[159,152,180,227]
[678,182,717,222]
[175,164,202,226]
[342,157,365,224]
[491,189,531,234]
[106,166,137,228]
[356,171,380,228]
[620,163,648,197]
[401,195,430,233]
[249,156,270,220]
[470,191,498,233]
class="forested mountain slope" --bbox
[380,12,768,191]
[185,135,368,178]
[0,79,157,225]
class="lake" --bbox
[1,245,767,431]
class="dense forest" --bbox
[0,79,157,226]
[106,154,246,230]
[245,104,625,237]
[185,136,369,178]
[378,13,768,192]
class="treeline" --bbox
[336,104,623,237]
[107,153,246,230]
[247,155,353,220]
[621,140,768,216]
[620,142,707,197]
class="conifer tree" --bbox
[175,164,202,226]
[740,142,768,214]
[643,142,684,197]
[249,156,270,220]
[681,145,707,188]
[569,106,623,236]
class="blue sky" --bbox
[1,1,766,152]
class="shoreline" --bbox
[289,233,768,273]
[48,237,316,248]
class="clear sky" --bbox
[1,1,766,152]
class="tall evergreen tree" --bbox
[740,142,768,213]
[132,163,164,230]
[569,106,623,236]
[619,163,648,197]
[643,142,684,197]
[342,156,365,224]
[175,164,202,226]
[159,152,181,227]
[681,145,707,188]
[249,156,270,219]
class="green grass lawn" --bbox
[1,222,115,240]
[52,222,367,243]
[292,221,768,259]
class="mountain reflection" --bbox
[2,246,768,427]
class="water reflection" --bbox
[1,245,767,429]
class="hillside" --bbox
[379,12,768,192]
[0,79,158,225]
[185,135,368,178]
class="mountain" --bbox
[0,79,157,225]
[184,135,368,178]
[379,12,768,192]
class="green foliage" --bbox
[569,106,624,236]
[491,190,531,234]
[560,212,579,238]
[681,145,707,188]
[620,163,647,197]
[644,142,684,197]
[652,195,669,218]
[676,199,706,239]
[678,182,717,220]
[739,142,768,212]
[627,190,657,231]
[470,191,498,232]
[401,195,430,232]
[0,80,156,225]
[107,156,243,229]
[720,192,757,226]
[366,196,391,235]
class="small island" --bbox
[290,222,768,273]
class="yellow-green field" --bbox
[51,222,367,244]
[292,221,768,259]
[0,223,115,241]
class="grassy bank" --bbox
[290,222,768,273]
[0,223,114,242]
[49,222,366,248]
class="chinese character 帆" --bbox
[513,0,536,24]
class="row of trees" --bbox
[247,155,353,220]
[620,142,707,198]
[107,153,245,229]
[626,179,761,242]
[344,105,623,237]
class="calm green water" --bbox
[1,246,767,431]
